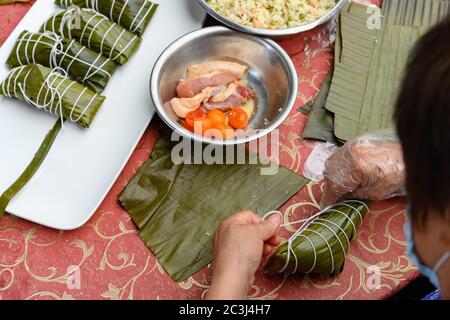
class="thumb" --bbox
[257,214,281,241]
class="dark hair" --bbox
[394,18,450,228]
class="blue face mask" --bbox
[404,218,450,289]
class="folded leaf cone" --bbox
[265,200,369,275]
[302,70,338,144]
[6,31,117,93]
[55,0,158,36]
[119,134,309,281]
[40,6,141,65]
[0,64,105,128]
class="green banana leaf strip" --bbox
[119,134,309,282]
[302,71,339,145]
[297,100,314,115]
[265,200,370,275]
[0,64,105,128]
[40,7,142,65]
[0,0,29,4]
[7,31,117,94]
[0,119,62,220]
[55,0,158,36]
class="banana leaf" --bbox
[119,134,309,282]
[6,31,117,94]
[298,100,314,115]
[55,0,158,36]
[0,0,29,4]
[40,7,141,65]
[0,64,105,128]
[0,119,62,221]
[326,0,449,142]
[265,200,370,275]
[302,71,339,145]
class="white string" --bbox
[117,0,131,26]
[129,2,156,33]
[263,201,368,274]
[110,0,116,22]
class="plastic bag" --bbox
[320,129,406,207]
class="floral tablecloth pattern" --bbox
[0,0,418,300]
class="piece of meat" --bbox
[210,85,227,96]
[236,85,256,99]
[210,81,256,103]
[170,87,212,118]
[176,71,239,98]
[186,61,248,79]
[203,93,248,112]
[210,83,238,103]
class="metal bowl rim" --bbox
[150,26,298,146]
[196,0,347,37]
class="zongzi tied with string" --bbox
[0,64,105,128]
[40,6,141,65]
[6,31,117,94]
[119,134,309,281]
[55,0,158,36]
[264,200,369,275]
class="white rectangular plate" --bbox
[0,0,206,230]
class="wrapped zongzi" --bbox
[6,31,116,94]
[55,0,158,36]
[40,7,141,65]
[264,200,370,275]
[0,64,105,128]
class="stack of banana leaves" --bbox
[302,0,450,144]
[0,0,158,219]
[119,133,310,282]
[265,200,370,275]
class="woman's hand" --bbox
[206,211,282,300]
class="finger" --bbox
[266,234,281,247]
[226,211,261,225]
[263,244,274,257]
[257,214,281,241]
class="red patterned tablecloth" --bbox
[0,0,418,300]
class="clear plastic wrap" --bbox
[321,129,406,207]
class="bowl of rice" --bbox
[197,0,347,37]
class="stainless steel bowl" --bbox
[150,26,298,146]
[197,0,347,38]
